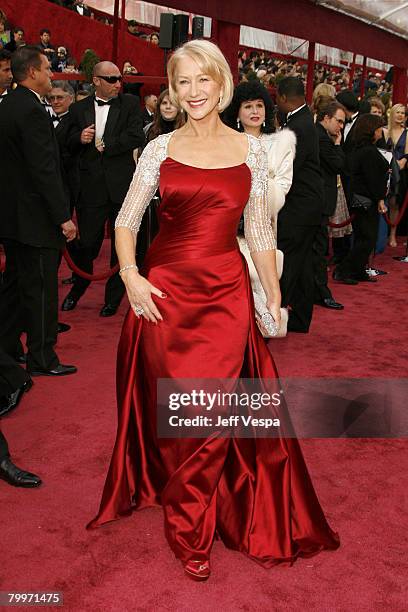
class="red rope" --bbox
[328,215,354,228]
[383,191,408,227]
[62,248,119,281]
[328,191,408,228]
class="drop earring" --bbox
[237,119,241,130]
[262,120,266,127]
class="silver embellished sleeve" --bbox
[115,134,171,236]
[244,136,277,252]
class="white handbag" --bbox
[237,236,288,338]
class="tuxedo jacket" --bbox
[341,113,360,176]
[0,86,70,249]
[55,114,80,204]
[316,122,346,216]
[142,107,154,128]
[278,105,324,226]
[67,93,144,206]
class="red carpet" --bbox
[2,242,407,611]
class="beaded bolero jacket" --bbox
[115,131,276,252]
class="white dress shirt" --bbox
[0,89,8,103]
[344,112,359,140]
[53,110,69,129]
[286,103,307,122]
[94,97,111,144]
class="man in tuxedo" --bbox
[0,49,12,101]
[276,77,324,333]
[49,80,78,206]
[331,90,360,265]
[0,46,77,376]
[49,80,79,288]
[314,101,347,307]
[62,61,144,317]
[142,93,157,127]
[336,90,360,205]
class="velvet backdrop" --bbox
[1,0,164,77]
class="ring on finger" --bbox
[134,305,144,316]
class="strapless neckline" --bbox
[165,157,247,171]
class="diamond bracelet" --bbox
[119,264,138,276]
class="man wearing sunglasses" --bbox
[63,61,144,317]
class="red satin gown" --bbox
[88,153,340,566]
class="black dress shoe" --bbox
[28,364,77,377]
[61,295,78,311]
[332,269,359,285]
[354,274,377,283]
[318,298,344,310]
[0,379,33,418]
[0,457,42,488]
[62,275,74,285]
[99,303,119,317]
[57,322,71,333]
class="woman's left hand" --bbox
[266,295,282,329]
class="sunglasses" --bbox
[96,75,122,84]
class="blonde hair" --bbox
[312,83,336,111]
[388,103,406,140]
[167,40,234,113]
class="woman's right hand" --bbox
[378,199,387,214]
[121,269,166,323]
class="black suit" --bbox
[341,113,359,204]
[314,123,346,301]
[277,105,324,332]
[0,345,32,461]
[142,107,154,128]
[333,113,359,263]
[0,86,70,370]
[0,347,30,398]
[66,93,144,306]
[55,113,80,212]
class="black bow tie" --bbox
[53,115,62,123]
[95,97,114,107]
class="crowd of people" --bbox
[0,4,406,583]
[238,49,393,110]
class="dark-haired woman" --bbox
[224,81,295,335]
[145,88,184,142]
[137,90,185,265]
[334,114,389,284]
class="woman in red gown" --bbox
[88,40,339,580]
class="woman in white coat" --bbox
[224,81,296,336]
